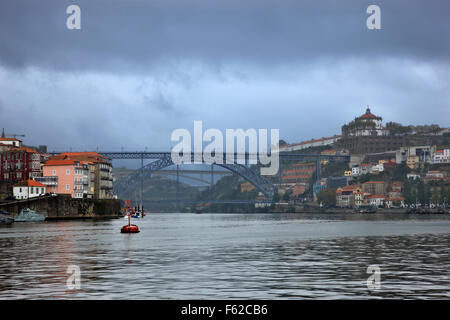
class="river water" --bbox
[0,213,449,299]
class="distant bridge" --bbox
[49,151,350,201]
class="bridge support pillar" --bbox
[210,164,214,200]
[176,164,179,200]
[140,154,144,209]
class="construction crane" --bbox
[6,133,26,139]
[1,128,25,139]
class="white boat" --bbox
[14,208,46,222]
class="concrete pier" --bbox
[0,194,121,220]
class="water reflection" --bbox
[0,213,449,299]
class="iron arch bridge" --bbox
[112,153,277,199]
[49,151,350,201]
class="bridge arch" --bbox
[113,155,276,200]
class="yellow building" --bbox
[344,170,352,177]
[241,182,256,192]
[353,192,364,207]
[407,155,419,169]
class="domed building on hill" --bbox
[342,107,389,137]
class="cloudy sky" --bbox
[0,0,449,152]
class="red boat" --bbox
[121,205,140,233]
[121,224,140,233]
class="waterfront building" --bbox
[351,166,360,176]
[388,181,404,198]
[47,152,113,199]
[42,159,91,198]
[13,179,46,200]
[353,192,364,207]
[336,185,362,207]
[362,181,387,195]
[368,195,385,207]
[0,146,41,181]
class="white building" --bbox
[368,195,385,207]
[0,129,22,148]
[407,173,420,180]
[371,163,384,173]
[431,149,450,164]
[345,108,389,137]
[352,166,360,176]
[279,135,341,152]
[13,180,47,200]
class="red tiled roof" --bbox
[45,159,77,166]
[59,152,108,159]
[363,181,386,184]
[359,108,379,119]
[282,175,312,179]
[368,195,385,199]
[342,185,361,190]
[385,197,405,201]
[12,147,38,154]
[14,180,46,187]
[0,137,20,142]
[49,152,110,163]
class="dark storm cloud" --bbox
[0,0,448,72]
[0,0,448,152]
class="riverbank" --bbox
[269,205,449,214]
[0,194,122,220]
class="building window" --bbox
[52,170,56,176]
[66,169,70,175]
[66,184,70,191]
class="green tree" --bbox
[273,191,280,203]
[417,181,425,205]
[392,163,410,181]
[431,187,440,205]
[317,189,337,207]
[439,184,446,205]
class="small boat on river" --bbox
[14,208,46,222]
